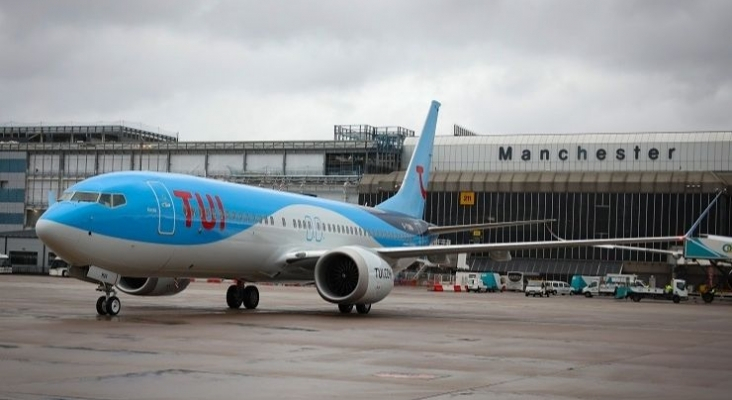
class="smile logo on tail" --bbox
[416,165,427,199]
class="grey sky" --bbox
[1,1,730,141]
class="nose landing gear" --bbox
[95,283,121,316]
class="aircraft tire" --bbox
[356,304,371,314]
[105,296,121,316]
[242,286,259,309]
[96,296,108,316]
[226,285,243,309]
[702,292,714,304]
[338,304,354,314]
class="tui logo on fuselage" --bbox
[173,190,226,231]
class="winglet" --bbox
[375,101,440,218]
[684,189,726,238]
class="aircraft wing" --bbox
[544,226,683,258]
[426,219,555,235]
[374,236,683,259]
[593,244,683,257]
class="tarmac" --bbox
[1,275,731,400]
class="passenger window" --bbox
[282,217,286,227]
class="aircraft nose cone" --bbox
[36,218,82,264]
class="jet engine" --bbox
[116,277,190,296]
[314,246,394,305]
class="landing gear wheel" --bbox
[96,296,108,316]
[226,285,243,309]
[242,286,259,309]
[356,304,371,314]
[338,304,354,314]
[105,296,121,316]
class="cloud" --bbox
[1,1,731,141]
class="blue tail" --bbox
[376,100,440,219]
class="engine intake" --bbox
[116,277,190,296]
[314,246,394,305]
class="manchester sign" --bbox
[498,145,677,162]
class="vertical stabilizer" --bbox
[376,100,440,218]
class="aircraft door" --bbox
[147,181,176,235]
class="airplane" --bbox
[35,100,684,316]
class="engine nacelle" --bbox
[116,277,190,296]
[314,246,394,305]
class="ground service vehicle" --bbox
[546,280,572,296]
[525,280,547,297]
[582,274,644,297]
[505,271,540,292]
[0,254,10,274]
[466,272,502,292]
[48,258,70,277]
[627,279,688,303]
[570,275,599,295]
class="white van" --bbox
[525,280,547,297]
[546,280,572,296]
[0,253,10,274]
[48,258,70,277]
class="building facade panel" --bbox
[0,158,26,173]
[26,179,61,207]
[246,153,284,175]
[64,153,97,176]
[170,154,206,175]
[208,154,244,176]
[137,154,169,172]
[99,153,132,173]
[29,154,60,175]
[285,153,324,175]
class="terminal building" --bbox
[1,123,730,286]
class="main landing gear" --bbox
[226,283,259,310]
[95,283,121,316]
[338,303,372,314]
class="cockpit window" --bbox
[71,191,100,202]
[112,194,126,207]
[97,193,127,208]
[61,190,126,208]
[59,192,74,201]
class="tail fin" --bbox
[376,100,440,218]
